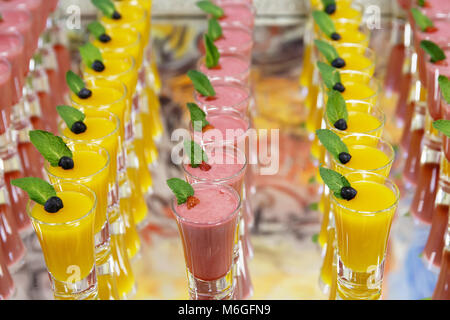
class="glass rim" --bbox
[216,23,254,52]
[331,171,400,215]
[331,133,395,174]
[333,42,376,73]
[217,1,256,22]
[181,144,248,184]
[26,181,97,227]
[0,56,12,75]
[339,70,382,103]
[171,181,242,226]
[0,8,32,31]
[58,110,120,145]
[0,30,25,55]
[100,2,149,28]
[91,27,142,53]
[44,141,111,181]
[82,54,136,80]
[70,80,128,109]
[325,99,386,136]
[194,81,251,112]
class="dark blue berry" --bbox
[112,11,121,20]
[331,57,346,68]
[99,34,111,43]
[340,186,357,201]
[58,156,74,170]
[71,121,87,134]
[334,118,348,131]
[333,82,345,92]
[92,60,105,72]
[325,4,336,14]
[44,196,64,213]
[78,87,92,99]
[331,32,341,41]
[338,152,352,164]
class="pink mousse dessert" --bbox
[183,146,246,193]
[195,82,250,115]
[414,16,450,84]
[199,54,250,85]
[0,58,12,135]
[172,183,241,281]
[420,0,450,19]
[425,45,450,119]
[0,9,34,63]
[0,0,46,38]
[214,25,253,61]
[218,2,255,30]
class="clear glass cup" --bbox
[27,181,98,300]
[171,182,241,300]
[332,171,400,300]
[197,53,251,86]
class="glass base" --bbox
[50,266,98,300]
[337,256,384,300]
[187,269,234,300]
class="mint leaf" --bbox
[187,70,215,97]
[312,10,336,39]
[91,0,116,18]
[11,177,57,206]
[187,103,209,132]
[319,167,351,199]
[309,203,319,211]
[167,178,195,205]
[79,43,103,70]
[314,39,339,64]
[433,120,450,138]
[208,18,222,41]
[316,129,349,161]
[411,8,434,32]
[184,140,208,168]
[29,130,72,167]
[66,71,86,96]
[87,21,107,39]
[196,1,224,18]
[317,61,340,90]
[56,105,86,130]
[204,34,220,68]
[420,40,446,63]
[417,0,425,6]
[311,233,319,243]
[326,91,348,126]
[438,75,450,104]
[321,0,336,8]
[0,13,3,22]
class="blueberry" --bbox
[331,32,341,41]
[338,152,352,164]
[334,118,348,130]
[333,82,345,92]
[112,11,121,20]
[92,60,105,72]
[340,186,357,201]
[58,156,74,170]
[331,57,346,68]
[71,121,87,134]
[325,4,336,14]
[44,196,64,213]
[77,87,92,99]
[98,33,111,43]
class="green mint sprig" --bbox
[87,21,107,39]
[316,129,349,161]
[187,103,210,132]
[167,178,195,205]
[184,140,208,168]
[410,8,434,32]
[326,91,348,126]
[56,105,86,131]
[187,70,216,97]
[319,167,351,200]
[314,39,339,64]
[91,0,116,18]
[196,1,224,18]
[66,71,86,96]
[79,43,103,70]
[208,18,223,41]
[312,10,336,39]
[29,130,73,167]
[433,120,450,138]
[438,75,450,104]
[317,61,340,90]
[11,177,57,206]
[420,40,446,63]
[204,34,220,68]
